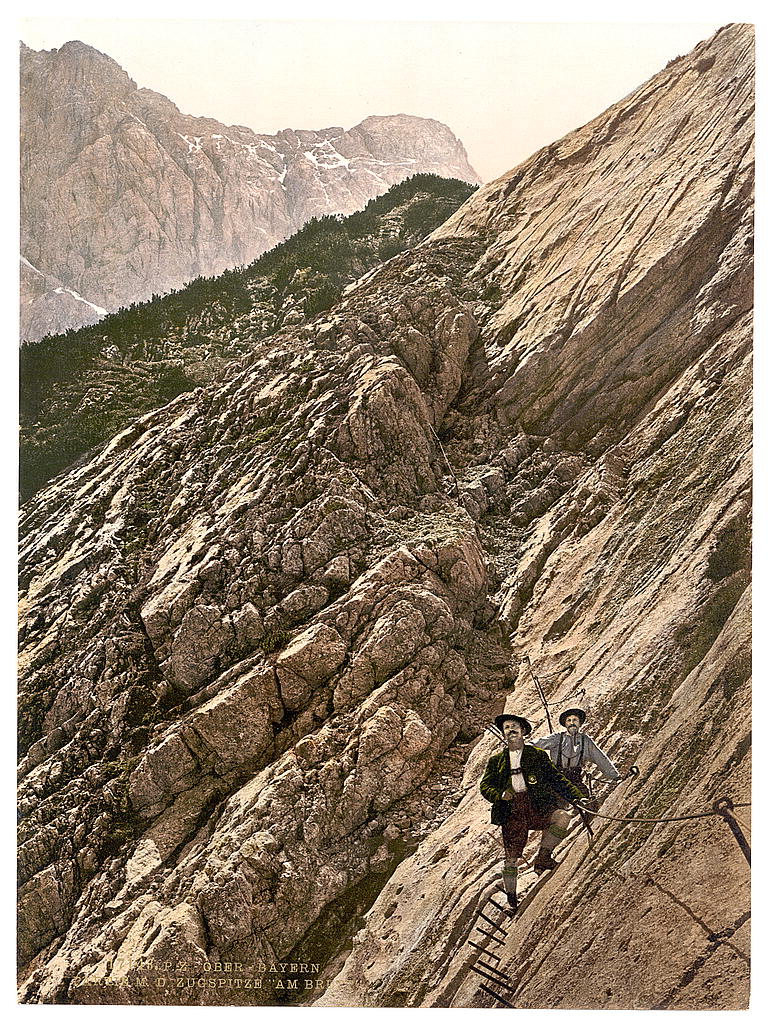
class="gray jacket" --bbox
[533,731,621,780]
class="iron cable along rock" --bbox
[18,24,751,1008]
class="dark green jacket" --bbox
[480,743,587,825]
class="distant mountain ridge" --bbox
[20,40,480,341]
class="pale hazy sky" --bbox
[19,14,724,183]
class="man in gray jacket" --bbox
[533,708,621,804]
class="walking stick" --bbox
[522,655,553,733]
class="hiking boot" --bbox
[506,892,519,912]
[533,848,560,873]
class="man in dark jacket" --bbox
[480,713,587,910]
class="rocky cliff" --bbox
[17,24,752,1008]
[20,40,480,341]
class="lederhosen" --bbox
[557,734,590,805]
[501,761,553,859]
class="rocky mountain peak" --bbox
[21,38,137,99]
[20,43,480,342]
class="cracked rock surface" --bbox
[18,24,751,1008]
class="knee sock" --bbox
[502,859,518,895]
[541,822,569,851]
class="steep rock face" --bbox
[318,23,753,1009]
[20,40,480,341]
[21,258,108,340]
[18,24,751,1008]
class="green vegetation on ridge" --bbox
[20,174,477,500]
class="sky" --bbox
[18,15,724,184]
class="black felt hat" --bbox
[559,708,587,727]
[494,714,533,736]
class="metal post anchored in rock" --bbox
[713,796,751,866]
